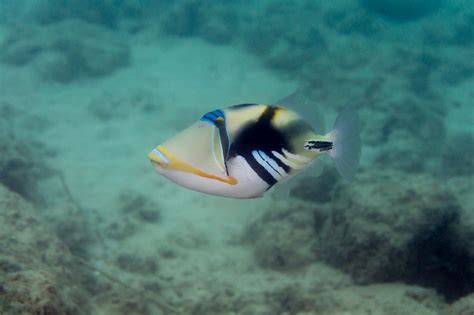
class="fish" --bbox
[148,97,361,199]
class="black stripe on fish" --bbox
[229,103,258,109]
[304,140,333,152]
[255,150,285,177]
[214,117,231,174]
[270,150,291,173]
[200,109,231,174]
[259,105,277,122]
[229,105,292,184]
[241,152,277,186]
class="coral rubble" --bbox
[0,184,88,314]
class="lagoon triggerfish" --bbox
[149,98,361,199]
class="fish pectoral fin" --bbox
[270,159,324,200]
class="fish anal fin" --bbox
[270,159,325,200]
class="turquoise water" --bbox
[0,1,473,314]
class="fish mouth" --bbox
[149,145,237,185]
[148,146,170,167]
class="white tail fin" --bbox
[327,107,361,180]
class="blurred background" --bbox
[0,0,473,314]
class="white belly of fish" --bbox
[154,155,269,199]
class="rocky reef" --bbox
[0,184,88,314]
[0,103,172,313]
[242,168,473,309]
[0,181,178,314]
[317,170,473,301]
[0,103,51,205]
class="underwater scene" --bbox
[0,0,473,314]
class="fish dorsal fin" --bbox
[274,91,325,134]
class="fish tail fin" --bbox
[326,107,361,180]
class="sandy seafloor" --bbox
[0,1,473,314]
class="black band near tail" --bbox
[304,140,333,152]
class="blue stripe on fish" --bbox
[213,109,224,117]
[201,109,225,125]
[200,117,215,124]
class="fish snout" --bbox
[148,146,170,167]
